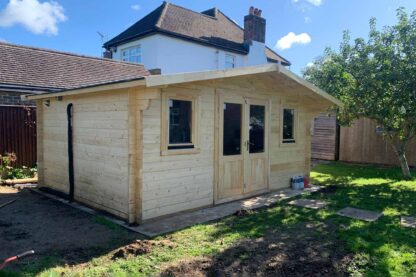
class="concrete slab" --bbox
[132,186,321,237]
[336,207,382,222]
[401,216,416,228]
[289,199,328,209]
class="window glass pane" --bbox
[169,99,192,145]
[121,47,141,63]
[283,109,295,142]
[249,105,265,153]
[223,103,242,156]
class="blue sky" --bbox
[1,0,416,74]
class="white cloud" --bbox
[306,62,314,67]
[275,32,311,50]
[0,0,67,35]
[292,0,323,7]
[307,0,322,6]
[304,16,311,23]
[131,4,140,11]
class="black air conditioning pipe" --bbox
[67,103,74,202]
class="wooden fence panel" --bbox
[340,118,416,166]
[311,113,338,160]
[0,105,37,167]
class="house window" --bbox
[225,54,236,69]
[161,92,199,154]
[121,45,141,63]
[169,99,192,148]
[282,108,296,143]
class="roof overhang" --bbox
[0,83,61,94]
[23,78,146,101]
[146,64,342,106]
[24,64,341,107]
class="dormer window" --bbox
[225,54,236,69]
[121,45,142,63]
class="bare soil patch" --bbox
[0,187,143,272]
[112,239,177,260]
[161,221,353,277]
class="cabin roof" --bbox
[24,64,341,107]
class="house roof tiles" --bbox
[0,42,149,93]
[104,2,290,66]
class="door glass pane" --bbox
[169,99,192,145]
[223,103,242,156]
[249,105,265,153]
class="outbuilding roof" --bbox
[24,64,342,108]
[104,2,290,66]
[0,42,149,94]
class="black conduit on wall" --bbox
[67,103,74,202]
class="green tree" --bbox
[303,8,416,179]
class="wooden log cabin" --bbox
[25,64,341,224]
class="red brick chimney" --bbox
[244,6,266,44]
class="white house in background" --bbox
[103,2,290,74]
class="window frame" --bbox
[120,45,142,63]
[225,54,236,69]
[280,107,298,145]
[161,91,200,156]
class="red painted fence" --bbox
[0,105,37,167]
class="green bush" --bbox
[0,153,37,180]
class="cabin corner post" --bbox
[36,99,45,186]
[128,89,138,224]
[128,87,156,224]
[304,111,314,177]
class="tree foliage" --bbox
[303,8,416,179]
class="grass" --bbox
[4,162,416,276]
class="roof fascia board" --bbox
[146,64,279,87]
[277,64,342,107]
[25,79,146,100]
[107,30,249,55]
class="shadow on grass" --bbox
[161,162,416,276]
[161,218,352,276]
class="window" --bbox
[225,54,236,69]
[282,108,296,143]
[121,45,141,63]
[161,92,199,155]
[168,99,192,149]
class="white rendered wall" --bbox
[111,34,269,74]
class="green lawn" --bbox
[6,162,416,276]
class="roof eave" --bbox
[24,78,147,101]
[0,83,61,94]
[105,29,249,55]
[146,64,341,107]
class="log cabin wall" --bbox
[37,90,131,219]
[140,75,324,221]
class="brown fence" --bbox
[0,105,37,167]
[311,113,338,161]
[339,118,416,167]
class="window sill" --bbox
[161,148,201,156]
[280,141,298,147]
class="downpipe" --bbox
[67,103,75,202]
